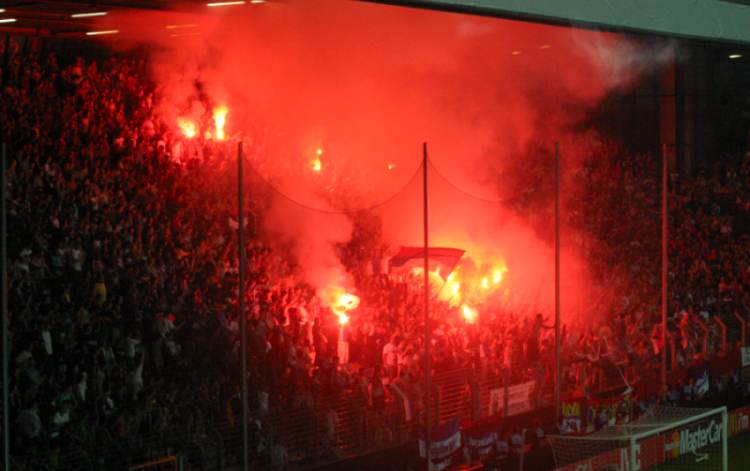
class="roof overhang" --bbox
[372,0,750,45]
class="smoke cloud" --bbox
[97,1,673,325]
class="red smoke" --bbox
[96,1,670,326]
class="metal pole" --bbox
[238,142,248,471]
[423,143,432,465]
[661,144,668,392]
[519,428,527,471]
[554,143,561,427]
[722,408,728,471]
[0,142,10,471]
[2,142,9,471]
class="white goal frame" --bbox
[549,406,728,471]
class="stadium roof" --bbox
[378,0,750,45]
[2,0,750,45]
[0,1,210,36]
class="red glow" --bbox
[113,0,655,327]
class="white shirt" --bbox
[53,408,71,427]
[42,330,53,355]
[124,337,140,359]
[130,362,144,395]
[76,378,87,403]
[70,248,84,271]
[156,317,175,337]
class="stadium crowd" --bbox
[1,36,749,470]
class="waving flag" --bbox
[388,246,464,275]
[419,417,462,470]
[689,364,710,399]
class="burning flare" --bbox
[311,148,324,172]
[177,118,197,139]
[326,287,360,325]
[407,258,508,309]
[333,292,360,315]
[212,105,228,140]
[461,304,478,324]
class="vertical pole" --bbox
[238,142,248,471]
[661,144,668,392]
[554,143,561,427]
[722,408,728,471]
[2,142,9,471]
[423,143,431,466]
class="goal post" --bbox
[548,406,728,471]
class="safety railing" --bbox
[734,311,747,346]
[715,315,727,352]
[10,342,740,471]
[692,313,710,358]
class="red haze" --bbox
[96,1,672,326]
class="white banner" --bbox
[742,347,750,367]
[488,381,536,417]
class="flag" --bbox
[388,247,464,275]
[689,364,710,399]
[388,380,413,422]
[419,417,462,463]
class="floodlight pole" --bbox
[554,143,561,427]
[2,142,10,471]
[423,142,432,464]
[661,144,668,392]
[238,141,248,471]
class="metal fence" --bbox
[3,365,530,470]
[7,322,746,471]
